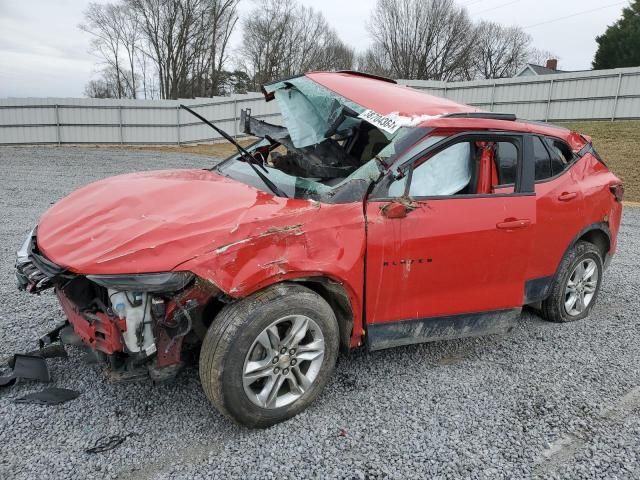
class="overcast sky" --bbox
[0,0,628,98]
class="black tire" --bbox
[540,241,603,323]
[199,282,339,428]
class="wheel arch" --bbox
[558,222,611,273]
[577,226,610,259]
[204,275,360,353]
[525,222,611,306]
[290,277,355,353]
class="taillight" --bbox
[610,184,624,202]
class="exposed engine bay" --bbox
[16,230,221,382]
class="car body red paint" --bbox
[18,71,622,371]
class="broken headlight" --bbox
[16,227,36,265]
[86,272,194,293]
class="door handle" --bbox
[558,191,577,201]
[496,218,531,230]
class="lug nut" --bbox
[290,359,297,366]
[282,368,289,375]
[273,367,280,374]
[280,347,287,354]
[289,348,296,355]
[272,356,279,364]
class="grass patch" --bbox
[559,120,640,202]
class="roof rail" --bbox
[443,112,517,121]
[335,70,398,84]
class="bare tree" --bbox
[82,0,240,99]
[208,1,239,95]
[80,3,130,98]
[471,21,532,79]
[85,79,117,98]
[356,49,392,78]
[365,0,476,81]
[241,0,355,89]
[527,48,559,67]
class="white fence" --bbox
[1,66,639,145]
[0,93,281,145]
[400,66,640,123]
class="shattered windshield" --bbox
[214,75,431,203]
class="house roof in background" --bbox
[516,63,570,77]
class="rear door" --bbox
[526,136,585,286]
[365,132,536,349]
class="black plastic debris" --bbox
[14,387,80,406]
[85,434,135,454]
[0,354,51,387]
[9,343,68,368]
[38,321,68,349]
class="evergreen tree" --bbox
[593,1,640,69]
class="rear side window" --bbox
[495,142,518,185]
[545,138,573,175]
[533,137,552,180]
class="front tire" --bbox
[199,283,339,428]
[541,241,603,323]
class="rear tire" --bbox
[199,283,339,428]
[541,241,603,323]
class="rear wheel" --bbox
[541,241,603,323]
[199,283,339,428]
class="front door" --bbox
[364,134,536,349]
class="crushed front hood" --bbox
[37,169,320,275]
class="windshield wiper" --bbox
[179,104,288,198]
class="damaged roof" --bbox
[262,71,586,150]
[305,71,479,119]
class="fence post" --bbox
[233,98,238,139]
[176,106,181,145]
[54,104,61,145]
[545,79,554,122]
[118,105,124,144]
[490,82,496,112]
[611,72,623,122]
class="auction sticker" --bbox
[358,109,402,134]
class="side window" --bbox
[545,138,573,176]
[533,136,552,181]
[388,142,472,198]
[494,142,517,185]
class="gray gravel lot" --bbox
[1,146,639,480]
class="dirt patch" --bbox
[123,139,257,159]
[559,120,640,202]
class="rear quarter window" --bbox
[545,137,574,176]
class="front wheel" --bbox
[199,283,339,428]
[541,241,603,323]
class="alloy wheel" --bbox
[564,258,599,316]
[242,315,325,409]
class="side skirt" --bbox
[366,308,521,351]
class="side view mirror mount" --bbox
[380,199,417,219]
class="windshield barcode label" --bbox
[358,110,402,134]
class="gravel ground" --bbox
[1,146,639,480]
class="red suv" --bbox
[16,72,623,427]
